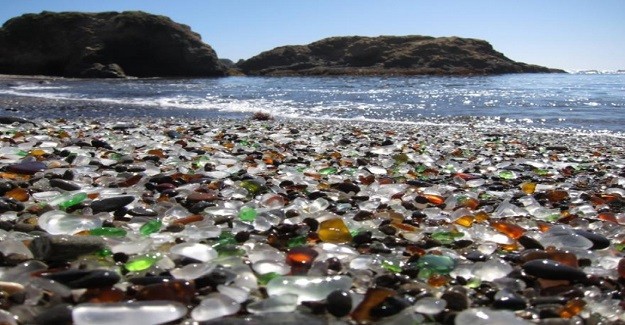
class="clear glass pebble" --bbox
[72,301,187,325]
[38,210,103,235]
[191,293,240,322]
[455,308,531,325]
[414,297,446,315]
[170,242,218,262]
[266,275,353,303]
[246,293,298,314]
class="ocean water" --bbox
[1,73,624,133]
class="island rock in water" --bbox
[238,35,564,76]
[0,11,226,78]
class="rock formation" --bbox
[238,35,564,76]
[0,11,226,78]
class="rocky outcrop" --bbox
[0,11,226,78]
[238,36,564,76]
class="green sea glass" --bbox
[415,254,455,275]
[58,192,88,210]
[238,206,257,221]
[319,167,337,175]
[125,256,157,272]
[139,220,162,236]
[89,227,127,237]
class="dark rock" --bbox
[32,303,73,325]
[5,161,47,175]
[518,235,545,250]
[238,35,564,76]
[326,290,352,317]
[90,195,135,213]
[0,116,35,125]
[574,230,610,250]
[441,288,470,311]
[29,234,106,262]
[0,11,226,78]
[48,178,81,191]
[127,275,174,286]
[91,139,112,149]
[522,259,587,281]
[194,267,237,289]
[0,197,25,213]
[42,269,121,288]
[331,182,361,194]
[492,292,528,310]
[464,250,488,262]
[370,296,411,318]
[127,206,158,217]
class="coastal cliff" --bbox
[238,35,564,76]
[0,11,226,78]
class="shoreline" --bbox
[1,92,624,140]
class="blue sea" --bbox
[1,73,624,134]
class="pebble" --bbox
[135,279,196,304]
[28,235,106,262]
[191,293,240,321]
[351,287,396,323]
[41,269,120,289]
[455,308,532,325]
[318,218,352,243]
[326,290,352,317]
[72,301,187,325]
[522,259,587,281]
[90,195,135,213]
[266,275,352,303]
[170,242,218,262]
[246,293,298,314]
[37,210,102,234]
[414,296,446,315]
[5,161,46,175]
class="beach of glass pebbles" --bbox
[0,115,624,324]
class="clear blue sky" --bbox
[1,0,623,71]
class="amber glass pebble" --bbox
[390,221,418,232]
[79,287,126,303]
[457,197,479,210]
[491,221,525,239]
[474,211,489,222]
[351,287,396,323]
[4,187,29,202]
[318,218,352,243]
[147,149,167,158]
[427,274,449,287]
[172,214,204,225]
[559,298,586,318]
[135,279,195,304]
[454,215,474,227]
[117,175,143,187]
[423,194,445,205]
[597,212,617,223]
[521,248,578,268]
[520,182,537,194]
[29,149,47,157]
[546,189,569,203]
[286,246,319,275]
[536,221,551,232]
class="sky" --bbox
[0,0,623,71]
